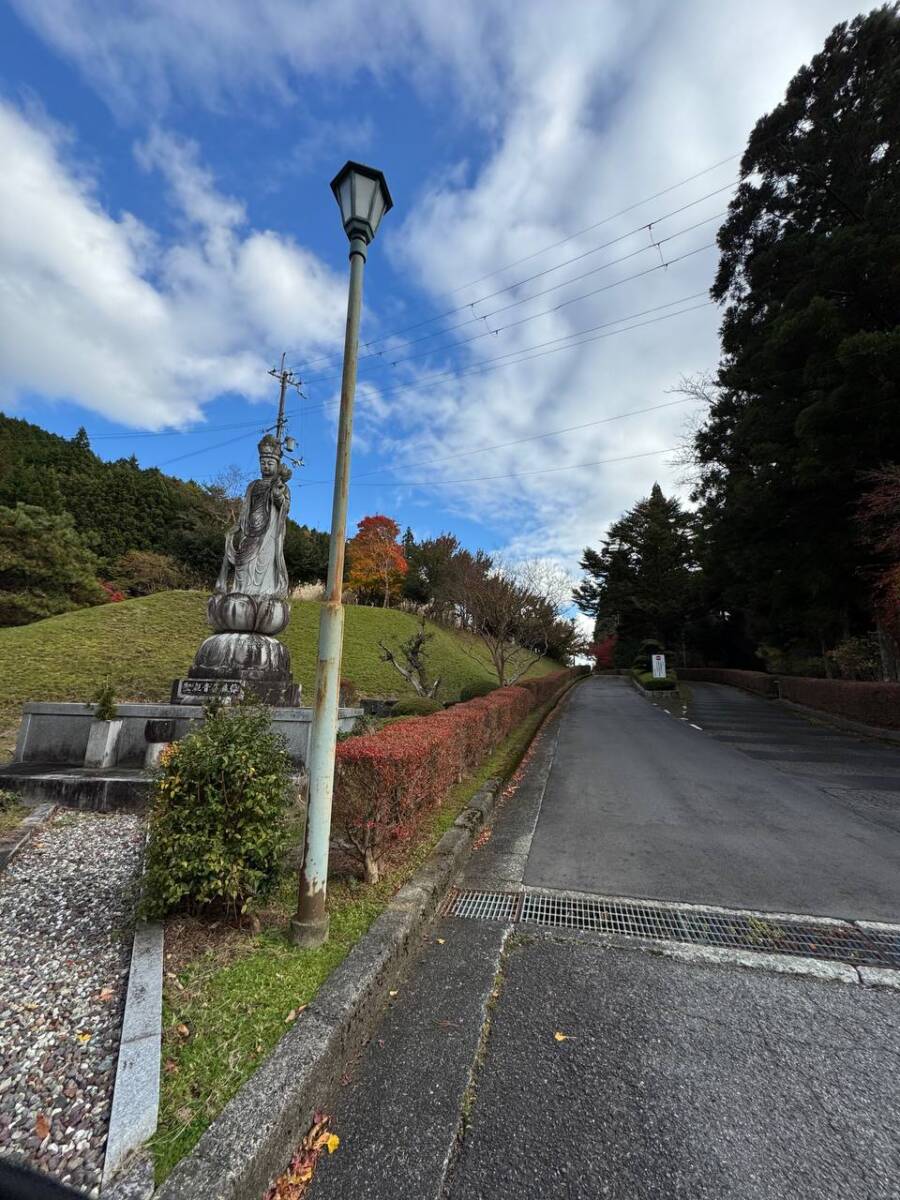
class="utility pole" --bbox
[267,353,302,451]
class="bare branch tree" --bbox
[378,618,442,698]
[668,372,717,491]
[205,464,252,527]
[453,558,572,686]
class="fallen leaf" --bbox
[285,1010,297,1023]
[98,987,115,1002]
[326,1134,340,1154]
[164,1059,179,1075]
[76,1030,92,1044]
[35,1113,50,1140]
[436,938,445,945]
[388,990,398,997]
[176,1106,193,1125]
[176,1023,190,1038]
[554,1031,574,1042]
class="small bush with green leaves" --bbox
[92,680,118,721]
[141,705,294,919]
[458,680,498,702]
[391,696,444,717]
[0,788,18,813]
[632,667,677,691]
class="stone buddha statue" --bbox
[215,434,291,599]
[173,431,301,706]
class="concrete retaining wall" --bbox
[12,703,363,768]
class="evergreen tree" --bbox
[574,484,698,664]
[0,504,106,625]
[693,7,900,659]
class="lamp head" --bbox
[330,161,393,244]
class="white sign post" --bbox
[651,653,666,680]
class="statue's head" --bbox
[257,433,281,479]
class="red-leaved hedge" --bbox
[678,668,900,729]
[333,668,580,882]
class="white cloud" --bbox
[0,104,347,427]
[6,0,866,563]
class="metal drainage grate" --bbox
[445,889,520,923]
[445,889,900,969]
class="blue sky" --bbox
[0,0,865,596]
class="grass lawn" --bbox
[0,792,26,837]
[0,591,558,757]
[150,686,572,1182]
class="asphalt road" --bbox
[525,677,900,920]
[310,679,900,1200]
[447,931,900,1200]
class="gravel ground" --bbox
[0,811,145,1196]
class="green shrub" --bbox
[141,705,294,919]
[391,696,444,717]
[458,680,498,702]
[92,680,118,721]
[632,667,677,691]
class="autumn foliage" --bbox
[346,514,408,607]
[589,635,617,670]
[333,669,579,882]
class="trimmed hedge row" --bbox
[333,668,582,882]
[678,667,900,728]
[779,677,900,729]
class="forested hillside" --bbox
[0,415,329,623]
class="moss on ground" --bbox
[150,688,569,1182]
[0,591,557,757]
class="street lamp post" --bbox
[291,162,393,949]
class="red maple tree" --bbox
[346,514,408,607]
[588,634,617,671]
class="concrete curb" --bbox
[0,802,55,872]
[630,676,676,698]
[154,778,503,1200]
[102,922,164,1197]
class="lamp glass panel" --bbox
[369,188,386,234]
[338,175,353,225]
[352,173,377,222]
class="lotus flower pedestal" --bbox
[171,592,301,706]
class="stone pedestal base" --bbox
[170,677,301,705]
[173,630,300,707]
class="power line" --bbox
[351,446,680,489]
[301,240,716,388]
[448,154,740,293]
[300,396,701,488]
[145,297,712,471]
[88,411,300,441]
[159,428,264,467]
[301,210,724,385]
[294,295,714,418]
[291,179,735,377]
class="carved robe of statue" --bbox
[215,437,290,599]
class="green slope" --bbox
[1,591,557,756]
